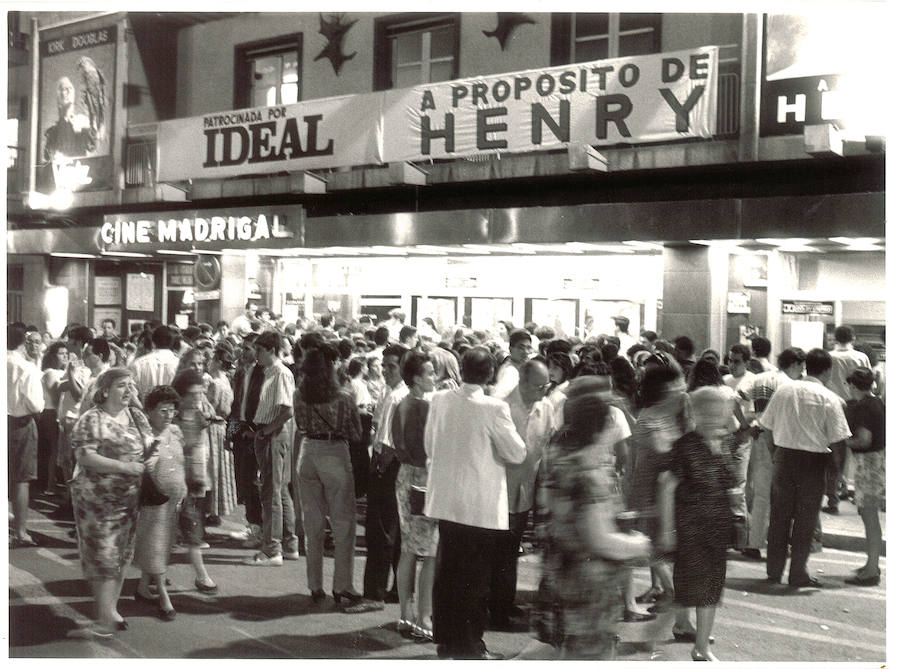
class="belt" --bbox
[8,414,36,428]
[306,432,345,441]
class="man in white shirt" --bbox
[425,347,526,659]
[723,343,756,536]
[8,325,45,546]
[231,300,259,338]
[612,316,637,354]
[758,348,851,588]
[491,360,556,629]
[129,325,179,403]
[491,328,532,400]
[737,347,806,559]
[822,325,872,513]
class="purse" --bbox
[131,409,170,508]
[409,485,427,516]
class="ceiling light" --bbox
[370,246,408,256]
[157,249,195,256]
[756,238,812,247]
[565,242,632,254]
[828,237,881,246]
[50,252,99,259]
[511,243,570,253]
[409,246,448,255]
[457,245,494,254]
[100,251,152,258]
[623,240,664,251]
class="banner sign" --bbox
[38,24,117,192]
[157,47,719,181]
[157,93,381,181]
[382,46,718,162]
[781,300,834,316]
[102,204,305,252]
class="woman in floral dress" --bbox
[69,367,148,638]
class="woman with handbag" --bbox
[391,351,439,641]
[68,368,148,638]
[657,386,737,661]
[294,347,363,606]
[133,385,188,620]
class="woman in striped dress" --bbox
[205,345,237,523]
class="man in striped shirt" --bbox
[738,347,806,559]
[242,331,299,566]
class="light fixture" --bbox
[408,246,448,255]
[623,240,664,251]
[565,242,632,254]
[511,243,566,254]
[388,161,429,186]
[289,171,328,194]
[457,245,493,255]
[100,251,152,258]
[194,249,223,255]
[50,252,99,259]
[567,144,609,172]
[828,237,882,246]
[157,249,196,256]
[370,246,409,256]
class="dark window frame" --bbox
[550,12,662,66]
[234,33,303,110]
[373,13,461,91]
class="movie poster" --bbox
[37,24,116,192]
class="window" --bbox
[374,14,459,91]
[235,35,302,109]
[7,265,23,324]
[551,13,661,65]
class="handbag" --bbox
[131,409,170,507]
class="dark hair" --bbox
[338,337,353,360]
[68,325,93,347]
[389,309,406,323]
[216,320,228,329]
[638,362,683,408]
[399,325,418,343]
[751,336,772,358]
[254,331,280,352]
[320,341,340,365]
[183,325,202,342]
[557,392,611,451]
[172,369,204,397]
[600,342,619,363]
[383,343,408,363]
[547,352,574,382]
[523,321,537,334]
[300,347,339,404]
[145,385,181,412]
[846,367,875,391]
[652,339,675,356]
[610,356,637,402]
[729,344,751,364]
[834,325,854,344]
[699,348,720,364]
[854,341,879,368]
[101,317,116,328]
[626,343,649,360]
[508,329,531,349]
[245,299,256,309]
[7,325,25,350]
[673,335,695,357]
[374,326,390,346]
[299,331,325,352]
[213,345,234,371]
[687,358,724,391]
[776,347,806,370]
[534,325,556,341]
[151,325,175,350]
[422,317,436,330]
[805,348,832,377]
[85,337,111,363]
[41,341,68,370]
[242,332,259,347]
[613,316,630,333]
[641,329,658,343]
[347,357,366,378]
[546,338,573,357]
[320,312,335,328]
[401,350,431,388]
[461,346,495,385]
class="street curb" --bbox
[822,532,886,556]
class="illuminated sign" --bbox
[781,300,834,315]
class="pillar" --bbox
[659,246,728,354]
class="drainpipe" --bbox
[739,13,763,162]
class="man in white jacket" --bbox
[424,346,526,659]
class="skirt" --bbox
[207,421,238,518]
[853,449,885,510]
[395,463,439,558]
[134,498,180,574]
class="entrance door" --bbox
[413,295,458,331]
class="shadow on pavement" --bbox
[9,603,93,648]
[725,576,843,596]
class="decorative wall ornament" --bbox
[314,13,358,75]
[483,13,535,51]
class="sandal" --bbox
[412,624,435,643]
[396,619,415,638]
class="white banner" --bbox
[382,46,718,162]
[157,92,383,181]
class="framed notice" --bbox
[126,272,155,311]
[93,306,121,333]
[727,291,751,314]
[93,275,122,305]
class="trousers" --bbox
[767,447,828,585]
[824,439,849,508]
[746,430,774,549]
[233,432,262,526]
[362,457,401,601]
[254,426,297,557]
[488,510,529,624]
[434,520,505,658]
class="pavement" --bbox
[819,496,886,554]
[7,487,888,661]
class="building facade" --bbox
[7,10,886,355]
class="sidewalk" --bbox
[820,496,886,555]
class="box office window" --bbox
[235,35,302,109]
[374,14,460,91]
[551,13,661,65]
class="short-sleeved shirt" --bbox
[8,350,45,417]
[252,360,295,427]
[845,395,885,453]
[758,377,852,453]
[294,388,361,443]
[374,381,408,453]
[826,347,872,401]
[71,406,150,484]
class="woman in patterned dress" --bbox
[133,386,188,620]
[658,386,736,661]
[205,345,237,523]
[533,391,651,659]
[69,368,148,638]
[392,351,439,641]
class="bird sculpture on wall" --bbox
[77,56,106,141]
[483,12,535,51]
[315,13,358,75]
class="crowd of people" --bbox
[7,305,886,658]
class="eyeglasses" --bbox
[25,338,42,345]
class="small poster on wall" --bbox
[727,291,751,314]
[126,273,155,311]
[94,275,121,305]
[93,306,122,334]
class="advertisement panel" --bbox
[157,93,382,181]
[38,25,116,192]
[382,46,719,162]
[157,47,719,180]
